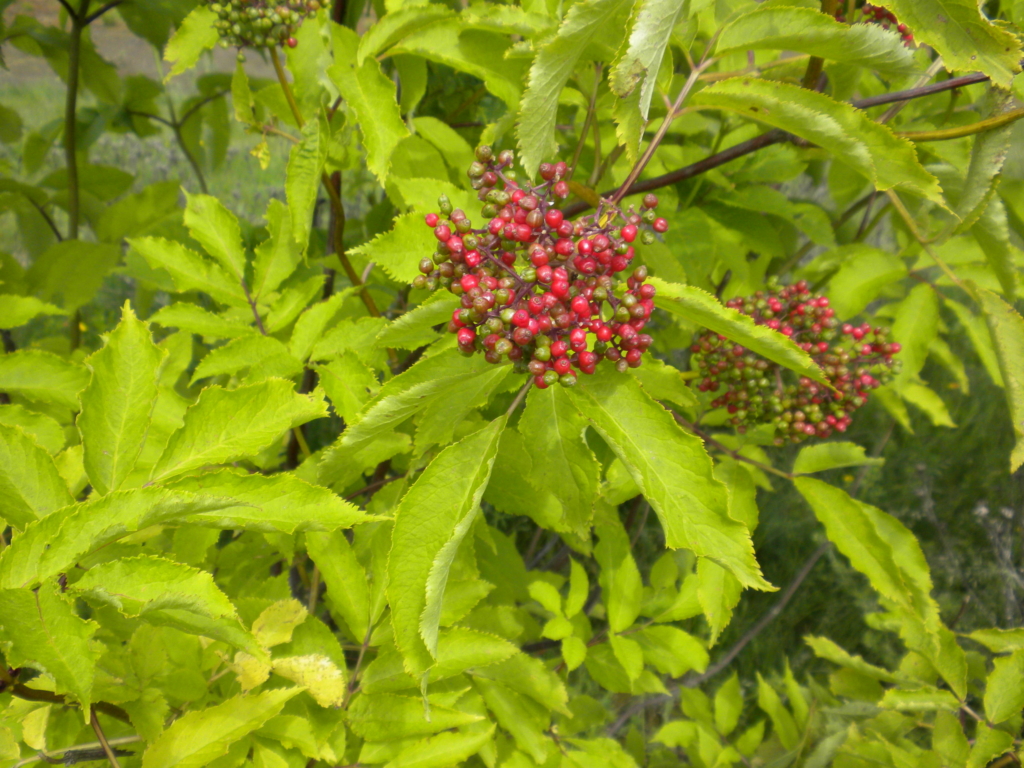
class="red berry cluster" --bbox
[835,3,914,46]
[413,147,667,389]
[689,280,901,444]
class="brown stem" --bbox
[564,70,995,217]
[90,708,122,768]
[9,685,130,723]
[568,64,601,181]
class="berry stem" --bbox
[800,0,838,90]
[610,56,712,205]
[896,107,1024,142]
[270,47,305,129]
[568,64,601,181]
[506,380,533,416]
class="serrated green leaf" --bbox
[0,350,89,409]
[609,0,689,157]
[349,213,431,285]
[692,78,943,204]
[716,6,916,75]
[330,25,409,183]
[973,199,1019,301]
[0,404,64,455]
[286,119,328,248]
[0,488,245,589]
[149,303,258,339]
[347,693,483,741]
[315,353,379,425]
[414,364,510,454]
[795,477,967,698]
[826,246,907,319]
[891,283,939,390]
[142,688,301,768]
[714,674,743,736]
[287,290,352,362]
[130,236,248,308]
[872,0,1021,86]
[757,674,800,750]
[340,349,495,453]
[632,358,699,415]
[650,278,828,385]
[150,379,328,483]
[0,294,65,329]
[376,293,459,351]
[473,678,549,762]
[388,418,505,674]
[163,5,219,81]
[968,627,1024,653]
[793,442,885,475]
[902,382,956,428]
[191,335,301,384]
[565,559,588,618]
[387,22,525,110]
[166,468,365,533]
[697,558,742,646]
[568,368,771,591]
[610,634,644,681]
[253,199,303,300]
[983,649,1024,723]
[232,60,255,124]
[356,6,455,64]
[183,191,247,281]
[0,424,73,528]
[0,583,98,712]
[518,386,599,535]
[635,625,708,677]
[79,303,166,495]
[594,508,643,633]
[307,530,369,641]
[805,635,902,682]
[517,0,633,175]
[968,724,1015,768]
[71,554,262,656]
[971,283,1024,471]
[385,725,496,768]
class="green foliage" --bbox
[1,1,1023,766]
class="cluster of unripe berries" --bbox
[689,280,901,444]
[413,147,668,389]
[834,3,914,46]
[205,0,321,54]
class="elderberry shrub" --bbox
[414,147,668,390]
[205,0,322,54]
[690,279,902,445]
[834,3,915,46]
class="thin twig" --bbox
[90,708,122,768]
[506,380,532,416]
[568,64,601,181]
[178,90,231,127]
[83,0,122,24]
[878,57,946,124]
[896,107,1024,141]
[564,68,996,217]
[611,58,712,205]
